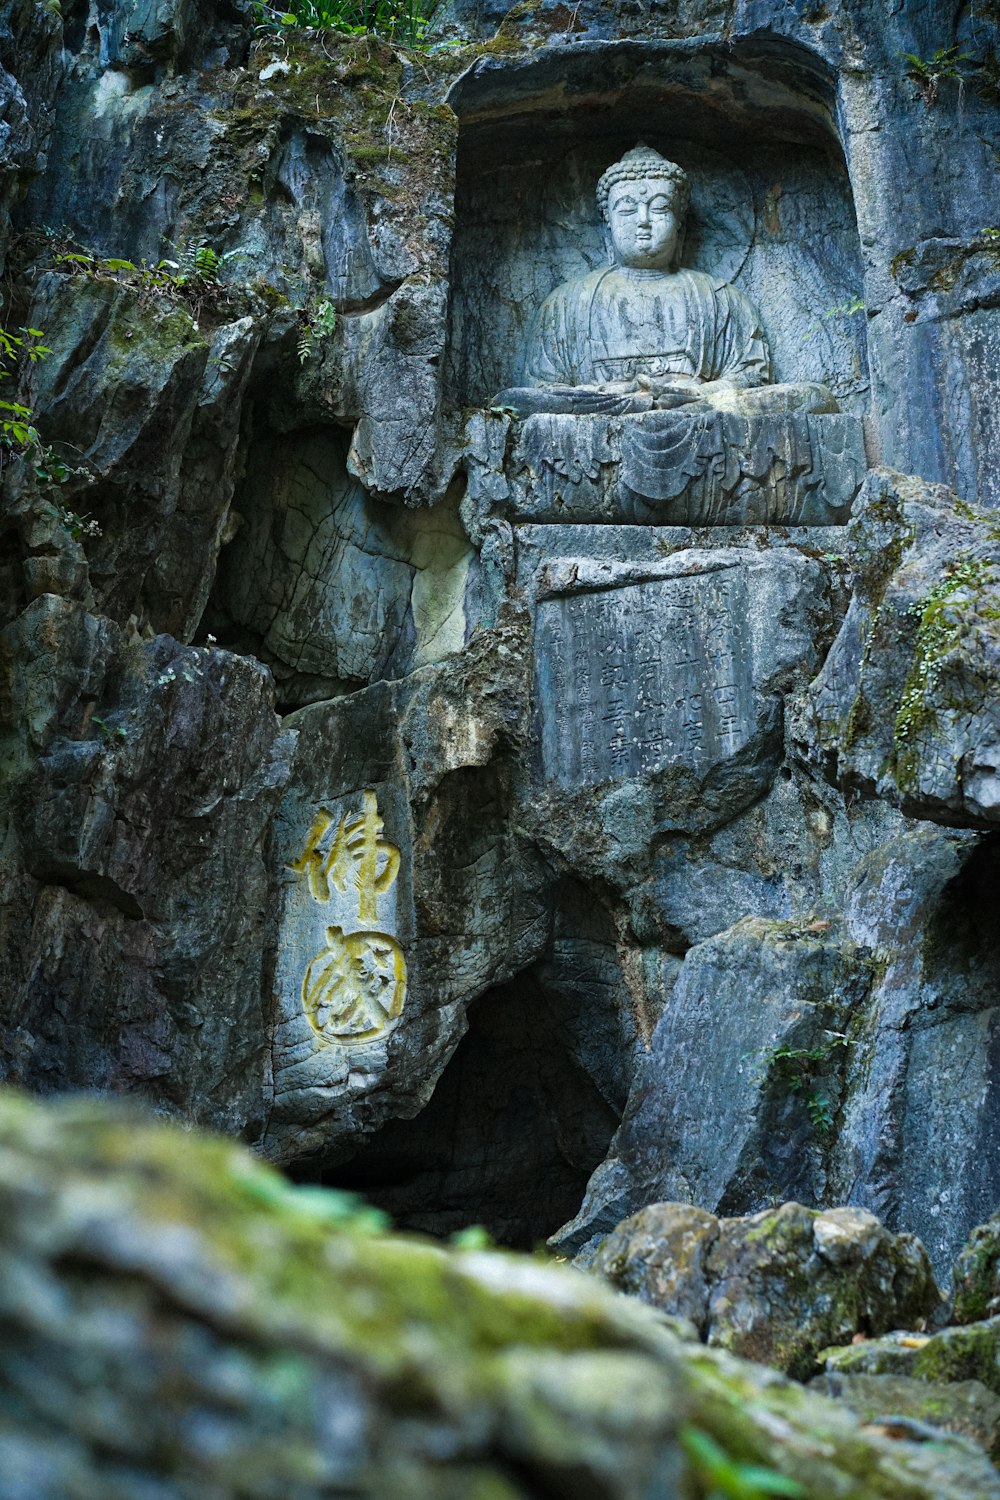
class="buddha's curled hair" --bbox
[596,144,690,221]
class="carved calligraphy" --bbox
[290,790,406,1045]
[535,573,753,787]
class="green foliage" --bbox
[894,554,998,758]
[449,1225,494,1250]
[802,295,865,342]
[680,1426,807,1500]
[902,46,972,105]
[251,0,440,48]
[50,237,247,318]
[237,1171,390,1233]
[296,296,338,363]
[52,502,101,540]
[90,715,128,745]
[755,1032,854,1138]
[0,324,51,453]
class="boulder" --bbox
[821,1319,1000,1398]
[810,1371,1000,1460]
[592,1200,940,1379]
[953,1210,1000,1325]
[1,1090,998,1500]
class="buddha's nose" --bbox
[637,203,652,230]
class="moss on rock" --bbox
[2,1091,995,1499]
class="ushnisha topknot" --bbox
[596,144,690,222]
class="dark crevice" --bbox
[315,969,622,1249]
[30,866,145,922]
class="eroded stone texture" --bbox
[4,0,1000,1294]
[3,1091,999,1500]
[208,426,475,706]
[829,828,1000,1278]
[793,469,1000,828]
[498,409,864,525]
[530,545,827,796]
[810,1372,1000,1460]
[593,1200,940,1379]
[953,1211,1000,1327]
[22,274,260,641]
[0,598,294,1135]
[554,916,873,1257]
[557,823,1000,1278]
[263,613,550,1163]
[821,1319,1000,1400]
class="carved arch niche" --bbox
[444,40,868,416]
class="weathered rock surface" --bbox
[4,0,1000,1280]
[810,1371,1000,1460]
[208,426,475,705]
[22,273,260,640]
[0,596,294,1135]
[3,1091,999,1500]
[794,469,1000,828]
[557,821,1000,1279]
[821,1319,1000,1400]
[592,1200,939,1380]
[264,610,548,1163]
[953,1210,1000,1326]
[554,915,874,1256]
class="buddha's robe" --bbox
[520,266,772,390]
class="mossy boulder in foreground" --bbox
[0,1091,998,1500]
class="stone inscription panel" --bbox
[279,789,407,1047]
[535,572,755,787]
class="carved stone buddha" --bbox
[494,144,837,418]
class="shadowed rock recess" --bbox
[4,0,1000,1484]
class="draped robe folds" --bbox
[520,266,773,390]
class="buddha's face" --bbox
[606,177,682,271]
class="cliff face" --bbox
[3,0,1000,1277]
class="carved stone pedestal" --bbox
[502,410,865,526]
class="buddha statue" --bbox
[494,144,837,417]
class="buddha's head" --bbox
[597,144,689,272]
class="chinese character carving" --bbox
[290,789,406,1046]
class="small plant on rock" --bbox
[902,45,972,106]
[755,1032,854,1138]
[295,296,338,363]
[0,324,51,459]
[680,1427,806,1500]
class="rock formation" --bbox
[4,1089,1000,1500]
[3,0,1000,1399]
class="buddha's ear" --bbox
[602,221,616,268]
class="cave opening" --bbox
[317,968,624,1250]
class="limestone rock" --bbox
[2,1090,998,1500]
[832,827,1000,1278]
[593,1200,940,1380]
[953,1211,1000,1326]
[0,601,294,1136]
[559,823,1000,1279]
[263,611,549,1164]
[821,1319,1000,1400]
[810,1371,1000,1460]
[793,469,1000,828]
[553,915,873,1256]
[23,273,260,641]
[208,426,475,705]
